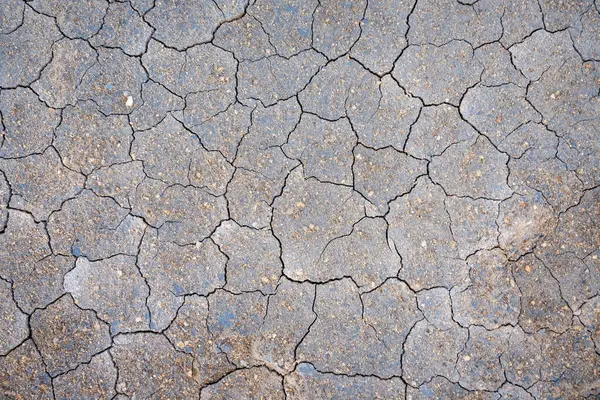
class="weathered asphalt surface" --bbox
[0,0,599,398]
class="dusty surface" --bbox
[0,0,599,398]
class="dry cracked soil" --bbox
[0,0,599,399]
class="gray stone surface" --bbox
[164,295,235,385]
[387,178,469,290]
[31,38,98,109]
[201,367,284,400]
[53,351,117,400]
[55,101,132,174]
[393,41,483,106]
[0,8,61,88]
[111,332,198,398]
[430,136,512,200]
[139,229,227,331]
[286,362,406,399]
[30,295,111,377]
[64,256,150,334]
[284,114,356,185]
[451,249,520,329]
[1,1,599,398]
[353,145,426,214]
[0,147,84,221]
[212,220,282,294]
[0,87,60,158]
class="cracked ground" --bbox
[0,0,599,399]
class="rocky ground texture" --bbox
[0,0,599,398]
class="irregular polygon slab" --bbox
[86,161,146,209]
[457,326,511,391]
[394,41,483,106]
[536,251,599,311]
[386,178,469,290]
[55,101,132,175]
[452,249,520,329]
[31,38,97,109]
[0,340,53,399]
[300,57,378,121]
[519,50,599,131]
[580,296,600,350]
[285,363,406,400]
[255,279,315,373]
[284,114,356,185]
[214,0,248,19]
[53,351,117,400]
[0,210,72,313]
[271,168,365,282]
[353,145,426,214]
[48,190,145,260]
[129,82,185,132]
[558,118,600,188]
[460,84,541,147]
[445,196,499,259]
[207,290,266,366]
[430,136,512,200]
[131,114,233,192]
[0,0,23,34]
[501,326,542,388]
[131,180,227,244]
[499,0,544,47]
[475,43,529,87]
[350,0,414,74]
[12,255,72,314]
[0,8,61,88]
[570,6,600,61]
[537,0,592,31]
[498,193,556,260]
[90,1,152,56]
[416,287,455,331]
[212,221,281,294]
[403,318,468,386]
[165,295,235,385]
[146,0,223,50]
[200,367,284,400]
[362,279,422,351]
[509,139,584,213]
[312,0,366,59]
[349,75,422,150]
[30,295,111,377]
[112,333,198,398]
[30,0,107,38]
[406,376,499,400]
[0,147,85,221]
[317,217,401,290]
[0,87,60,158]
[64,255,150,334]
[538,187,600,260]
[408,0,503,47]
[498,122,554,158]
[297,279,401,377]
[248,0,317,58]
[533,321,600,397]
[226,168,287,229]
[213,14,275,61]
[0,279,28,355]
[142,40,236,116]
[139,230,226,331]
[238,50,326,107]
[184,102,253,162]
[77,48,146,115]
[405,104,478,160]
